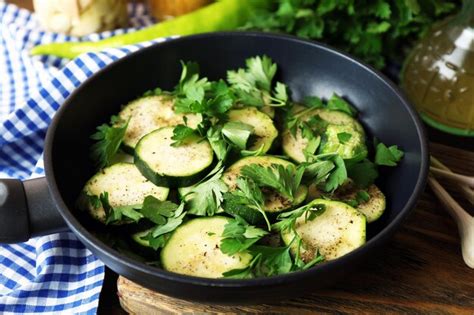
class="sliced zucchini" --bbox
[161,217,252,278]
[227,107,278,153]
[79,163,169,224]
[281,199,366,262]
[222,156,308,213]
[110,151,134,165]
[334,183,386,223]
[319,125,368,161]
[134,127,214,188]
[282,106,365,163]
[116,95,202,150]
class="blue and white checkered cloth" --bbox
[0,2,161,313]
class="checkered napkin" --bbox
[0,2,161,313]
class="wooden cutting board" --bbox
[115,142,474,314]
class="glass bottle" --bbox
[402,1,474,137]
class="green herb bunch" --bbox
[243,0,459,68]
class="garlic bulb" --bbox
[33,0,128,36]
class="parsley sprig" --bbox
[90,116,128,169]
[240,163,304,202]
[227,55,288,108]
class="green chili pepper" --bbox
[30,0,272,59]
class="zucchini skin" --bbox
[281,199,366,262]
[134,151,216,188]
[161,216,252,278]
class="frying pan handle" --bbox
[0,177,68,243]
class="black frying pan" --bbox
[0,32,428,303]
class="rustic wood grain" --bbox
[115,142,474,314]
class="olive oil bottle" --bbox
[402,1,473,137]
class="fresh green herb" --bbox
[323,155,347,192]
[306,115,329,135]
[303,96,324,108]
[170,125,199,147]
[99,192,144,225]
[174,61,211,114]
[143,87,162,97]
[206,126,229,161]
[272,202,326,233]
[140,196,179,225]
[301,160,335,184]
[227,56,288,108]
[151,204,185,238]
[337,132,352,144]
[241,144,266,157]
[221,121,254,150]
[90,116,128,169]
[220,216,268,255]
[347,159,379,188]
[240,163,304,201]
[243,0,459,69]
[145,202,186,250]
[356,190,370,203]
[230,177,272,230]
[326,94,357,117]
[206,80,236,115]
[375,143,404,166]
[86,194,101,209]
[185,164,228,216]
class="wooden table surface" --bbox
[7,1,474,313]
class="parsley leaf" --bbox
[303,96,324,108]
[99,192,144,225]
[90,116,128,169]
[221,121,254,150]
[323,155,347,192]
[240,163,304,202]
[220,216,268,256]
[206,126,229,161]
[185,164,228,216]
[326,94,357,117]
[375,143,404,166]
[170,124,199,147]
[272,202,326,233]
[232,177,271,229]
[227,56,288,108]
[140,196,178,225]
[337,132,352,144]
[143,202,186,250]
[301,160,335,184]
[143,87,162,97]
[174,61,211,114]
[241,144,266,157]
[356,190,370,203]
[347,159,379,188]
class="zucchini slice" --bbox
[306,182,386,223]
[116,95,202,150]
[161,217,252,278]
[334,183,386,223]
[319,125,368,161]
[227,107,278,153]
[282,106,365,163]
[222,156,308,213]
[134,127,214,188]
[79,163,169,224]
[281,199,366,262]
